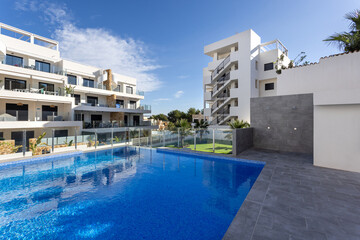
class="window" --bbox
[87,96,98,106]
[255,61,258,71]
[0,132,3,141]
[116,99,124,108]
[42,105,58,121]
[129,101,136,109]
[126,86,133,94]
[72,94,81,105]
[39,82,54,92]
[54,130,68,137]
[265,83,275,91]
[6,103,28,121]
[35,60,50,73]
[264,62,274,71]
[83,78,94,88]
[116,84,121,92]
[67,75,77,85]
[5,55,23,67]
[5,78,26,90]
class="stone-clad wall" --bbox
[250,94,313,154]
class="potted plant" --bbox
[64,85,75,97]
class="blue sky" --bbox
[0,0,358,115]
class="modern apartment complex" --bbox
[203,29,290,125]
[0,23,153,145]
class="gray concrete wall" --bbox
[232,128,254,156]
[250,94,313,154]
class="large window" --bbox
[67,75,77,85]
[6,103,28,121]
[5,55,23,67]
[5,78,26,90]
[54,130,68,137]
[87,96,98,106]
[39,82,55,92]
[116,99,124,108]
[83,78,94,88]
[72,94,81,105]
[35,60,50,73]
[264,62,274,71]
[126,86,133,94]
[42,105,58,121]
[129,101,136,109]
[265,82,275,91]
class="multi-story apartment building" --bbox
[0,23,152,145]
[203,29,290,125]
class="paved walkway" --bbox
[223,149,360,240]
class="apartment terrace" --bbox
[73,103,151,114]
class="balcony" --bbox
[83,120,153,129]
[0,89,73,103]
[1,60,65,76]
[74,103,151,114]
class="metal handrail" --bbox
[211,55,231,80]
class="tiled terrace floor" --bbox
[223,149,360,240]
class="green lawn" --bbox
[187,143,232,154]
[164,143,232,154]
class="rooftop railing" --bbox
[259,39,288,56]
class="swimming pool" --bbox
[0,147,264,239]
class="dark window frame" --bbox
[6,103,29,121]
[126,86,133,94]
[39,82,55,92]
[83,78,95,88]
[264,62,274,71]
[5,78,27,90]
[67,74,77,85]
[265,82,275,91]
[87,96,98,106]
[72,94,81,105]
[35,60,51,73]
[5,54,23,67]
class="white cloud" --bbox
[14,0,162,92]
[174,90,184,98]
[154,98,170,101]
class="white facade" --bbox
[203,29,289,125]
[277,51,360,172]
[0,23,152,140]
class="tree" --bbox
[195,119,209,143]
[152,114,168,121]
[168,110,186,123]
[228,119,250,129]
[324,9,360,52]
[177,119,192,147]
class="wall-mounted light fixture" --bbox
[267,126,271,130]
[17,103,23,106]
[294,127,297,131]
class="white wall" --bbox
[314,105,360,172]
[277,52,360,172]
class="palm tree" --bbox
[228,119,250,129]
[195,119,209,143]
[177,119,192,147]
[324,9,360,52]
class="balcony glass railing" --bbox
[1,60,66,76]
[136,90,144,96]
[1,88,68,97]
[77,103,151,111]
[0,111,71,121]
[82,120,152,129]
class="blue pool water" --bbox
[0,147,264,239]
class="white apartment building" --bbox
[203,29,290,125]
[0,23,153,145]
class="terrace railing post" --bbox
[127,128,130,146]
[111,127,113,147]
[94,130,97,149]
[163,131,165,147]
[75,128,77,150]
[138,128,141,147]
[52,129,55,153]
[22,130,26,156]
[177,128,180,148]
[212,129,215,153]
[194,129,196,151]
[150,130,153,148]
[16,111,19,121]
[52,112,55,121]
